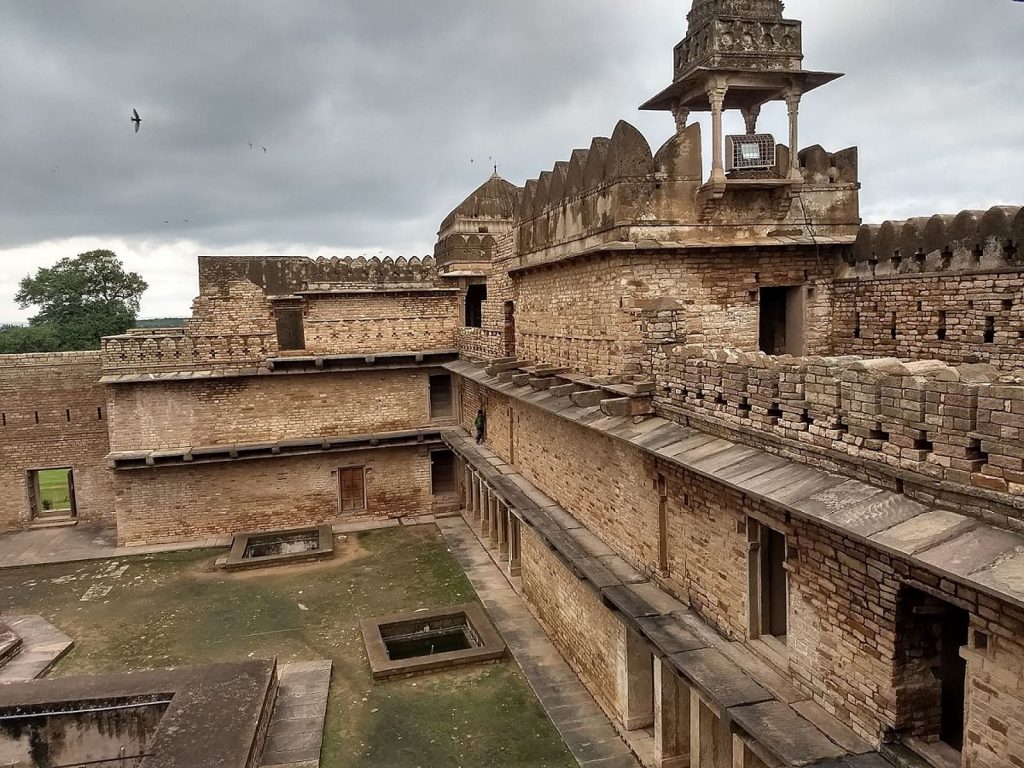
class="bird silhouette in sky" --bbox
[262,145,267,154]
[131,109,142,134]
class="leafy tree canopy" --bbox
[4,250,149,353]
[0,324,61,354]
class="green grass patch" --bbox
[0,526,574,767]
[35,468,71,512]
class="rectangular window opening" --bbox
[429,374,454,420]
[749,520,788,647]
[275,306,306,351]
[339,466,367,513]
[758,286,805,356]
[465,284,487,329]
[937,311,947,341]
[983,316,996,344]
[30,468,76,519]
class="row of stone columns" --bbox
[458,458,521,578]
[624,629,769,768]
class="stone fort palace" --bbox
[2,2,1023,767]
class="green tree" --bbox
[0,324,61,354]
[10,250,148,352]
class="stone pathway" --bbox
[437,517,641,768]
[261,660,333,768]
[0,615,73,683]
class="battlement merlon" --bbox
[197,254,439,298]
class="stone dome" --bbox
[439,173,521,233]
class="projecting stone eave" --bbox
[640,67,843,112]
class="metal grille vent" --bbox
[726,134,777,171]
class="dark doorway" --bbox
[465,284,487,328]
[431,450,456,496]
[503,301,516,357]
[894,587,970,752]
[429,374,453,419]
[759,286,805,355]
[760,526,788,641]
[275,307,305,351]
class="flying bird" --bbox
[131,109,142,134]
[262,145,267,154]
[249,142,253,150]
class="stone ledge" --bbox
[101,349,459,384]
[107,429,445,470]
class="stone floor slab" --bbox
[260,660,332,768]
[0,615,73,683]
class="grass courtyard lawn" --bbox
[35,468,72,512]
[0,526,575,768]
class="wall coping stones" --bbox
[101,349,459,385]
[108,429,445,470]
[446,357,1024,613]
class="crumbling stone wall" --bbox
[0,352,114,529]
[454,369,1024,751]
[113,446,430,545]
[107,369,439,452]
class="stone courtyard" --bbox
[0,526,579,767]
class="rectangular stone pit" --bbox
[223,525,334,570]
[361,604,506,680]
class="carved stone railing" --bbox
[102,332,276,374]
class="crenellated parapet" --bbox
[198,254,438,297]
[842,205,1023,278]
[653,346,1024,524]
[509,118,860,270]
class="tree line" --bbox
[0,250,148,354]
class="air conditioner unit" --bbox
[726,134,777,171]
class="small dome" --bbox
[440,173,521,232]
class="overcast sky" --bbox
[1,0,1021,323]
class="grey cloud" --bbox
[0,0,1021,257]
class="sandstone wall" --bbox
[520,524,627,721]
[834,205,1024,368]
[108,369,440,452]
[512,249,834,377]
[454,369,1024,752]
[114,446,430,545]
[0,352,114,530]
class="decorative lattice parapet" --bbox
[101,332,275,374]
